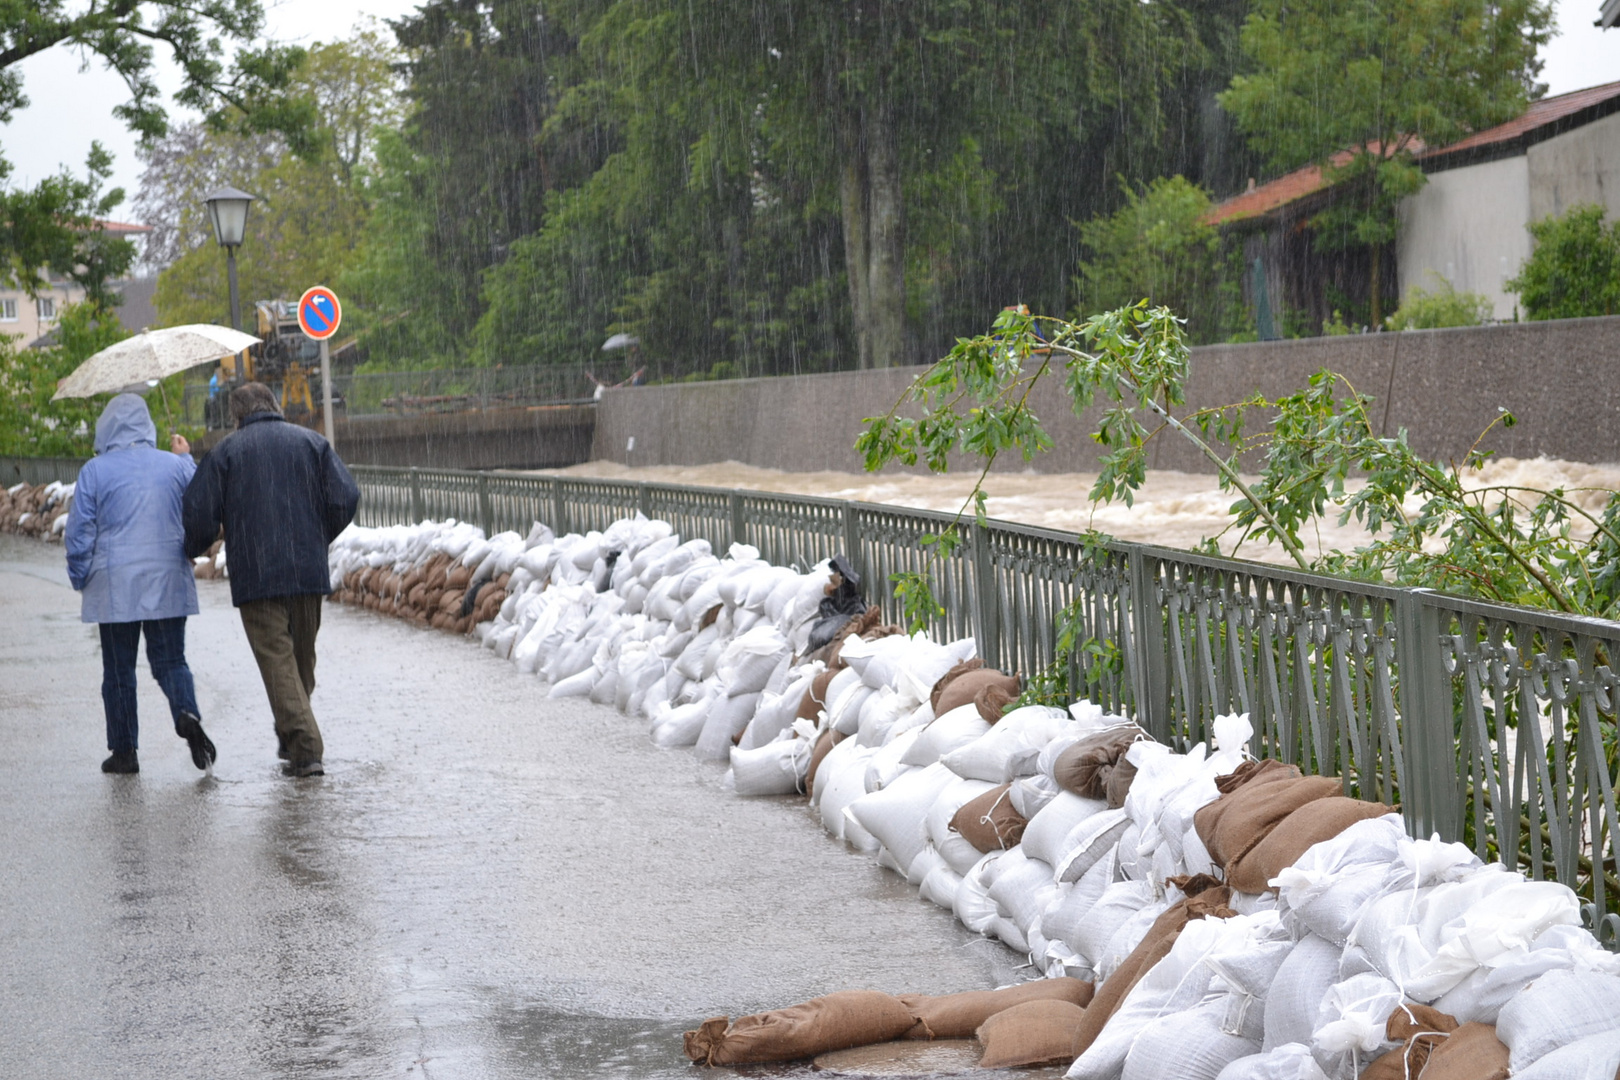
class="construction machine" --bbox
[205,300,341,430]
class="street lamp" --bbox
[203,185,254,331]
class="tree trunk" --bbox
[837,104,873,370]
[865,92,905,369]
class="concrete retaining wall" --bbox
[593,316,1620,473]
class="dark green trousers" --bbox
[239,594,325,763]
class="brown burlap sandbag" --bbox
[975,682,1019,723]
[1052,725,1146,804]
[446,564,473,589]
[1226,795,1393,893]
[1194,773,1342,871]
[1421,1022,1510,1080]
[805,728,846,799]
[797,668,840,723]
[1071,879,1233,1059]
[1361,1004,1459,1080]
[949,784,1028,853]
[899,978,1093,1040]
[930,658,984,713]
[975,1000,1088,1069]
[682,989,918,1065]
[934,668,1019,718]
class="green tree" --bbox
[1386,273,1492,330]
[1074,176,1237,344]
[1218,0,1553,326]
[0,302,130,456]
[1507,204,1620,321]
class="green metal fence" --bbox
[349,464,1620,939]
[0,456,84,487]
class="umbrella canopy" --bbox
[52,324,262,401]
[600,332,640,352]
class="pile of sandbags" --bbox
[326,510,1620,1077]
[328,518,522,633]
[0,480,74,542]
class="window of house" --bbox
[36,297,55,321]
[0,299,15,322]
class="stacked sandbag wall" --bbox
[328,513,1620,1078]
[0,481,75,542]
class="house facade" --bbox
[0,220,154,347]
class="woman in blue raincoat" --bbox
[65,394,216,774]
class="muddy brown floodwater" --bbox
[0,535,1022,1079]
[550,456,1620,566]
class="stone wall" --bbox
[592,315,1620,474]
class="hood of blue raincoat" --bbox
[95,393,157,454]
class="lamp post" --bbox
[203,186,254,331]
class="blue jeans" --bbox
[99,618,200,753]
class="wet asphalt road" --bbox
[0,536,1017,1079]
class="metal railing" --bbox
[349,464,1620,937]
[0,456,84,486]
[179,363,602,423]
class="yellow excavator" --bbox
[206,301,337,430]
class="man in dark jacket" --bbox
[183,383,360,776]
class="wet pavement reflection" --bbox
[0,537,1017,1078]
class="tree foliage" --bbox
[1386,274,1492,330]
[1507,204,1620,321]
[0,303,129,456]
[1073,176,1239,344]
[1219,0,1552,324]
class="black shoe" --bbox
[175,711,216,771]
[282,759,324,778]
[101,750,139,774]
[276,740,291,761]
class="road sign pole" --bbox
[320,337,334,447]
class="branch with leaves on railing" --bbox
[855,302,1620,626]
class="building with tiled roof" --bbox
[1207,81,1620,330]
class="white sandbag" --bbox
[924,775,1000,876]
[1071,879,1158,969]
[953,852,1001,934]
[549,665,600,698]
[694,691,763,761]
[730,735,811,796]
[1123,999,1259,1080]
[1512,1029,1620,1080]
[1215,1045,1329,1080]
[1009,772,1061,819]
[862,728,919,792]
[1020,790,1109,868]
[895,637,978,705]
[1206,936,1297,1043]
[837,633,922,690]
[1274,816,1411,945]
[1308,973,1402,1080]
[906,842,946,887]
[672,624,721,681]
[939,705,1070,783]
[651,698,712,748]
[1434,922,1620,1024]
[820,667,865,731]
[845,762,957,873]
[1094,898,1168,983]
[856,687,914,747]
[985,847,1059,938]
[1400,878,1581,1003]
[815,738,878,843]
[1496,968,1620,1073]
[1041,853,1115,952]
[919,864,963,910]
[1069,916,1241,1080]
[1263,934,1342,1052]
[587,666,619,705]
[988,915,1029,954]
[900,703,992,767]
[714,625,791,697]
[739,666,820,751]
[1054,806,1132,883]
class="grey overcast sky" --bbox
[4,0,1619,219]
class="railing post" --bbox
[1396,589,1463,842]
[409,467,424,525]
[1129,547,1173,745]
[729,491,746,551]
[841,501,863,584]
[550,478,568,536]
[972,522,1001,672]
[476,472,493,536]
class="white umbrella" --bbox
[52,324,262,401]
[600,332,640,352]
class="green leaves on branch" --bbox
[858,302,1620,621]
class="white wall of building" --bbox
[1527,110,1620,220]
[0,282,81,348]
[1397,155,1531,321]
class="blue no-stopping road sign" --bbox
[298,286,342,340]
